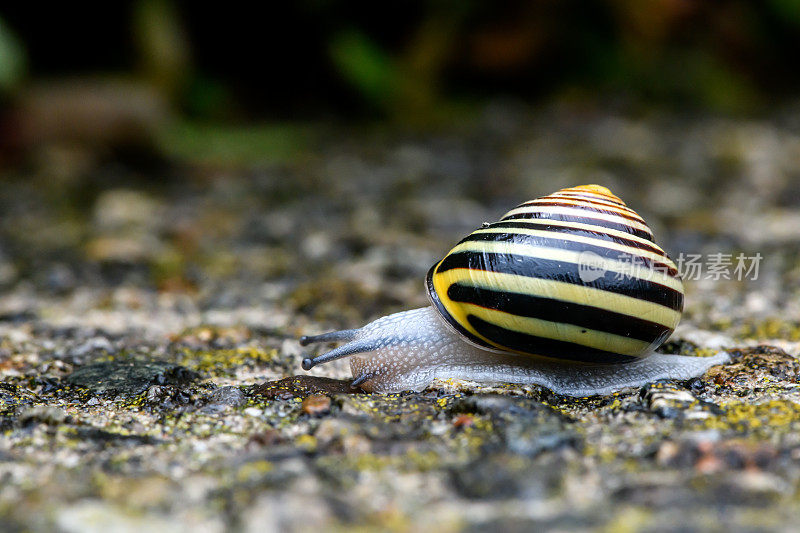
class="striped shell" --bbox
[425,184,684,364]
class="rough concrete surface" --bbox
[2,106,800,531]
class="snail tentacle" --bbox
[301,338,378,370]
[299,329,359,347]
[300,309,435,374]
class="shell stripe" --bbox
[501,209,654,241]
[502,205,654,238]
[467,315,643,363]
[549,192,628,208]
[432,261,683,321]
[464,308,650,358]
[467,228,677,275]
[427,266,680,361]
[524,199,646,224]
[426,269,642,363]
[446,283,673,344]
[559,188,626,205]
[490,220,666,254]
[530,195,643,218]
[440,240,684,296]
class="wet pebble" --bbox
[144,385,193,409]
[65,360,199,396]
[640,383,707,419]
[301,394,331,416]
[203,386,246,411]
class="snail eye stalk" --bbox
[301,337,375,370]
[299,329,358,346]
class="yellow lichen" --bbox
[235,460,274,483]
[296,434,318,451]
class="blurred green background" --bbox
[0,0,799,166]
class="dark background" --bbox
[2,0,800,124]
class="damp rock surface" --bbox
[3,106,800,531]
[65,360,200,396]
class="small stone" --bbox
[69,337,114,359]
[301,394,331,416]
[641,383,700,419]
[695,452,724,474]
[453,414,475,428]
[65,360,199,397]
[733,471,786,495]
[341,434,371,455]
[246,429,283,450]
[143,385,192,409]
[146,385,166,403]
[92,189,162,232]
[656,441,680,466]
[205,386,246,408]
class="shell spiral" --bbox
[425,184,684,364]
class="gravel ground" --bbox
[2,104,800,531]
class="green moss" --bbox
[737,318,800,341]
[177,346,278,375]
[704,399,800,434]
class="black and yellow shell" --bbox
[425,185,684,364]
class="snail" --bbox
[300,185,729,396]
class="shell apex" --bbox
[565,184,626,205]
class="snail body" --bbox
[300,185,729,396]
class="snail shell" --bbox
[426,184,683,363]
[300,185,727,396]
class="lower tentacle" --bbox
[301,339,377,370]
